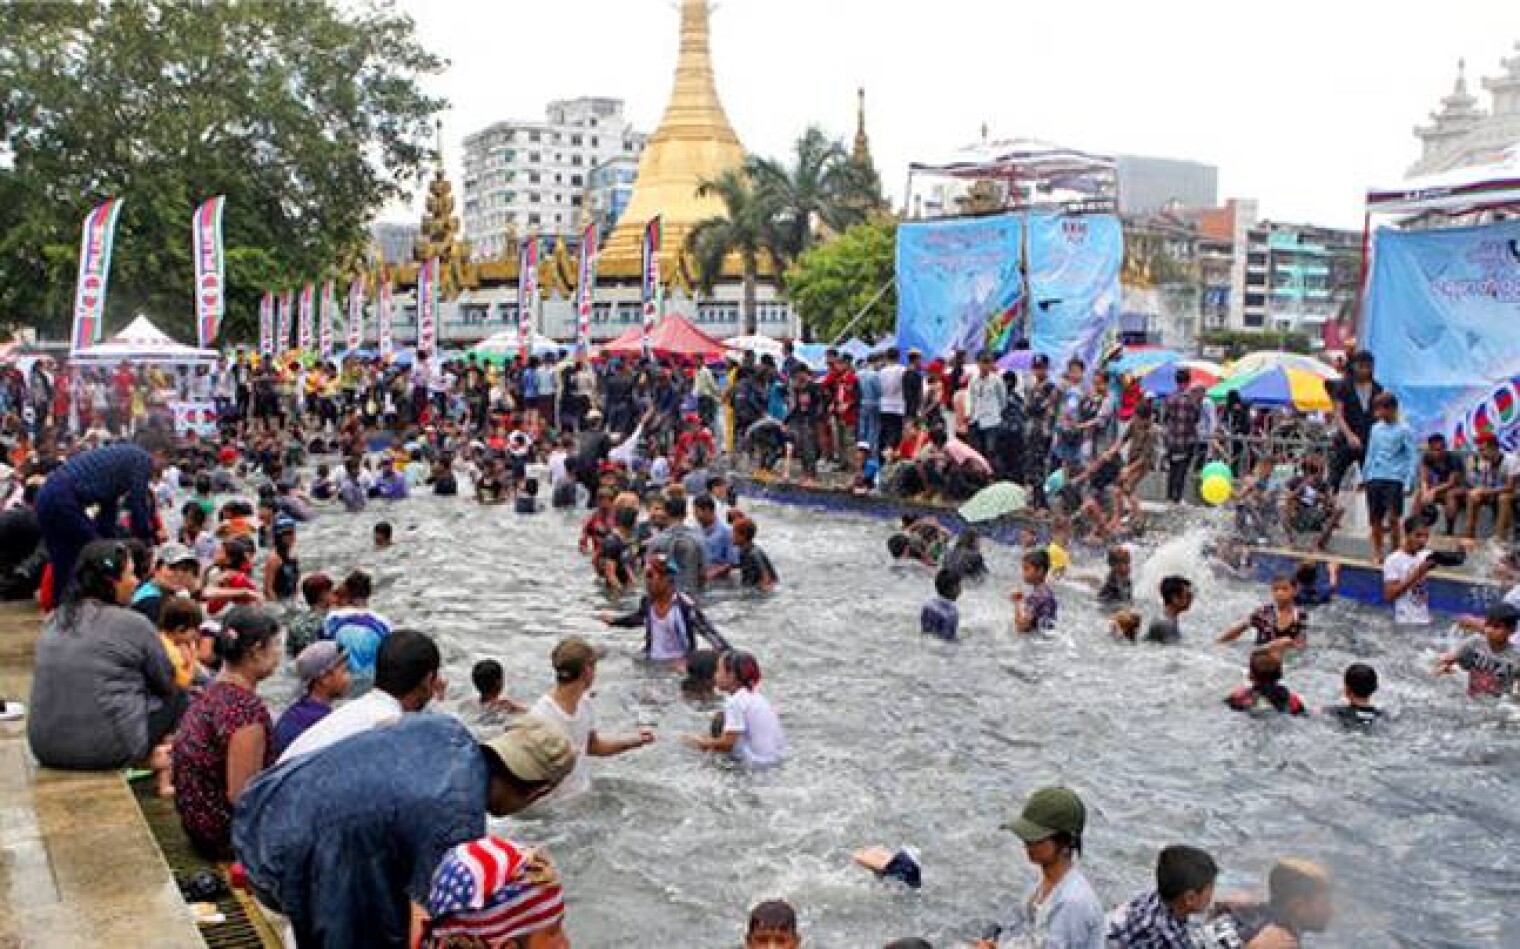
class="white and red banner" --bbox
[346,276,364,351]
[319,280,335,358]
[517,238,539,357]
[192,196,226,349]
[259,291,274,355]
[417,258,438,355]
[297,283,315,351]
[377,273,394,357]
[575,223,599,354]
[640,216,663,356]
[70,198,124,354]
[278,290,294,352]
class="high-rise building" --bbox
[1239,221,1361,333]
[587,157,640,239]
[1410,46,1520,177]
[461,98,648,259]
[1116,155,1219,216]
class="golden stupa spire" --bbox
[600,0,747,271]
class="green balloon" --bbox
[1200,461,1232,483]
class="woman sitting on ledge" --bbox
[27,539,182,773]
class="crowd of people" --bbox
[3,337,1517,948]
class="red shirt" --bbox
[828,370,859,425]
[206,568,257,616]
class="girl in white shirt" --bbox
[685,650,784,768]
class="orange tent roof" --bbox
[599,314,727,359]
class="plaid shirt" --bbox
[1107,890,1196,949]
[1161,390,1202,450]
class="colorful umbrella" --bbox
[1228,350,1338,381]
[959,481,1030,523]
[1106,347,1182,377]
[1139,359,1223,396]
[1208,365,1332,411]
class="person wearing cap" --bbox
[976,786,1103,948]
[1437,600,1520,698]
[421,836,569,949]
[272,641,351,756]
[235,713,574,948]
[599,551,729,661]
[130,542,202,625]
[280,627,429,763]
[528,636,654,806]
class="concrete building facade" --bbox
[461,98,648,260]
[1410,46,1520,177]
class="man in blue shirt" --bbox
[693,494,738,583]
[233,715,575,949]
[1362,392,1419,564]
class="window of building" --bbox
[551,133,561,144]
[571,134,582,146]
[570,174,583,187]
[590,118,598,128]
[529,152,540,163]
[528,213,541,226]
[554,173,562,184]
[554,214,562,224]
[527,173,540,184]
[1245,293,1266,307]
[529,131,541,143]
[571,155,583,167]
[591,137,599,148]
[529,193,540,203]
[571,196,582,208]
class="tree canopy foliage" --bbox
[0,0,445,342]
[784,220,897,343]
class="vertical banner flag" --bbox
[417,258,438,355]
[575,222,599,353]
[278,290,295,353]
[1364,219,1520,444]
[377,271,395,357]
[319,280,335,358]
[517,237,539,357]
[641,217,663,355]
[192,196,226,349]
[346,276,364,351]
[259,291,274,356]
[70,198,125,354]
[1025,213,1123,373]
[297,283,315,351]
[895,212,1025,359]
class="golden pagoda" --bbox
[600,0,746,275]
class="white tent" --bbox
[72,315,219,365]
[470,330,565,359]
[1366,143,1520,216]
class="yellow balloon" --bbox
[1200,475,1232,506]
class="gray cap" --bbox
[294,641,347,686]
[156,543,200,568]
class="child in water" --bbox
[921,568,962,641]
[1225,648,1308,716]
[513,477,541,514]
[942,528,988,584]
[1217,575,1308,658]
[471,659,528,716]
[1110,609,1142,642]
[1011,549,1057,633]
[1098,545,1133,605]
[1144,576,1194,643]
[1436,601,1520,699]
[1326,662,1382,727]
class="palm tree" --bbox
[747,126,877,273]
[688,168,773,337]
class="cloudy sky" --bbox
[389,0,1519,229]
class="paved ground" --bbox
[0,602,203,948]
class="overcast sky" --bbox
[387,0,1520,230]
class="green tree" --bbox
[688,169,773,337]
[785,220,897,343]
[0,0,445,342]
[747,126,878,273]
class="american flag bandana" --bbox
[423,837,565,946]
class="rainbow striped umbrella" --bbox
[1208,365,1332,412]
[1228,350,1339,381]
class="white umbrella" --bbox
[724,334,785,360]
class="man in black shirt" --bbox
[903,349,925,421]
[1328,351,1383,492]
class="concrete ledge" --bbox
[0,603,204,948]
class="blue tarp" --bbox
[1026,213,1123,372]
[896,214,1025,359]
[1364,220,1520,446]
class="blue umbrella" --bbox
[1107,348,1182,377]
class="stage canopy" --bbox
[72,315,218,365]
[599,315,726,360]
[1366,143,1520,216]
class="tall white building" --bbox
[461,98,648,259]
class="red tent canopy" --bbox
[599,314,727,359]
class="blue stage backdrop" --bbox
[1025,213,1123,373]
[1364,220,1520,448]
[895,213,1024,359]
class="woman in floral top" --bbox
[172,606,282,859]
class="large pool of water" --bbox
[284,491,1520,947]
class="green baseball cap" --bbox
[1003,787,1086,843]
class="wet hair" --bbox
[682,649,718,696]
[1248,648,1283,685]
[1113,609,1141,641]
[181,501,207,528]
[734,518,758,544]
[884,941,933,949]
[1159,575,1192,604]
[721,650,762,690]
[221,537,255,571]
[1293,561,1321,589]
[693,493,716,513]
[1344,662,1378,700]
[213,606,281,664]
[614,505,639,531]
[123,539,153,584]
[1373,392,1398,411]
[662,495,687,520]
[1156,845,1219,903]
[340,569,374,602]
[1023,549,1051,575]
[472,659,504,699]
[1106,546,1131,567]
[374,629,441,698]
[64,540,132,621]
[1349,350,1374,368]
[887,533,911,559]
[747,900,797,936]
[301,572,334,608]
[1401,515,1425,535]
[159,596,203,634]
[934,567,962,601]
[1271,574,1296,590]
